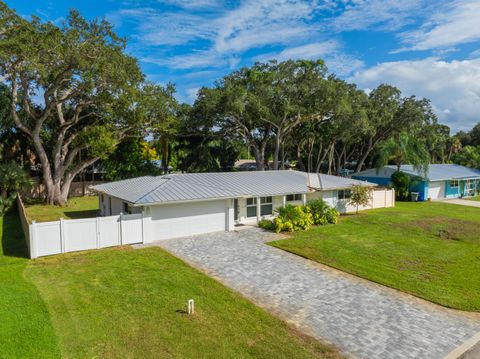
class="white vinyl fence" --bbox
[18,198,145,259]
[372,188,395,209]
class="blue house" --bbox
[353,164,480,201]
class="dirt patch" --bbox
[396,217,480,243]
[397,258,423,271]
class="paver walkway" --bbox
[145,228,480,359]
[439,198,480,208]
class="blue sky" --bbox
[6,0,480,132]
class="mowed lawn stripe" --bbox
[269,202,480,311]
[26,246,341,359]
[0,212,60,358]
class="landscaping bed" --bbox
[269,202,480,311]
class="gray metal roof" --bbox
[308,173,377,190]
[386,164,480,181]
[92,170,376,205]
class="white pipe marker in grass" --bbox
[188,299,195,314]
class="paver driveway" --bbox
[148,228,480,359]
[440,198,480,208]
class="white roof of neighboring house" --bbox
[93,170,376,206]
[355,164,480,181]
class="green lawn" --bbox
[0,213,60,358]
[24,196,99,222]
[1,210,340,359]
[467,195,480,201]
[269,202,480,311]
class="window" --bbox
[338,189,351,200]
[246,197,273,217]
[286,193,302,202]
[260,196,273,216]
[123,202,131,214]
[450,180,459,188]
[246,198,257,218]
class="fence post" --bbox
[60,218,66,253]
[119,212,123,245]
[141,212,145,243]
[30,221,37,259]
[96,217,101,249]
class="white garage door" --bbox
[150,200,227,240]
[428,181,445,200]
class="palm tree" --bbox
[375,132,430,176]
[0,163,33,215]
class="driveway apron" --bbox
[147,228,480,359]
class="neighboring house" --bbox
[353,164,480,201]
[93,171,393,241]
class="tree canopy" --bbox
[0,2,476,207]
[1,5,152,204]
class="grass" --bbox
[467,195,480,201]
[269,202,480,311]
[0,212,60,358]
[24,196,99,222]
[1,209,340,359]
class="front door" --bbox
[465,180,475,196]
[234,199,239,221]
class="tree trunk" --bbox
[296,144,306,172]
[355,137,374,173]
[252,144,265,171]
[273,134,281,170]
[327,142,335,175]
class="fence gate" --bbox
[120,213,143,245]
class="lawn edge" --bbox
[135,244,345,358]
[267,239,480,314]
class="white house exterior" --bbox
[92,171,394,242]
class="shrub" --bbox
[258,219,275,231]
[391,171,410,201]
[307,199,329,225]
[348,185,373,214]
[306,199,339,225]
[272,204,313,233]
[325,208,340,224]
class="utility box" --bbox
[411,192,419,202]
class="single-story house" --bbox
[353,164,480,201]
[93,170,393,241]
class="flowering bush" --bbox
[272,204,313,233]
[258,199,340,233]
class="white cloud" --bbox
[214,0,319,53]
[111,1,322,53]
[351,57,480,132]
[159,0,223,9]
[256,41,339,62]
[142,49,240,70]
[109,8,216,46]
[399,0,480,51]
[185,87,201,101]
[253,40,364,75]
[327,53,364,76]
[332,0,424,32]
